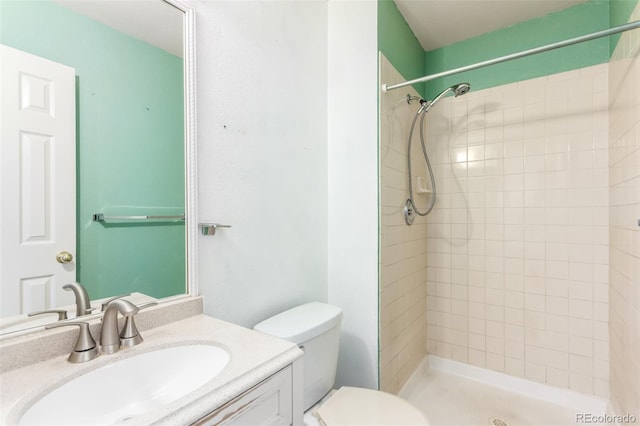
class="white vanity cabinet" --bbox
[0,309,304,426]
[193,365,294,426]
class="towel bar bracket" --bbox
[199,223,231,236]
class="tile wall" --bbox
[424,63,610,397]
[608,3,640,416]
[379,54,428,394]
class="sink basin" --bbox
[19,344,230,425]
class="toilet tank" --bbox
[253,302,343,411]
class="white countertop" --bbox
[0,314,303,425]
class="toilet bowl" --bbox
[253,302,429,426]
[315,386,428,426]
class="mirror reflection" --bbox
[0,0,187,335]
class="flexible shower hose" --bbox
[406,107,437,218]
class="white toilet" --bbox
[253,302,429,426]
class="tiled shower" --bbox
[424,63,610,397]
[379,3,639,416]
[608,4,640,416]
[379,55,429,393]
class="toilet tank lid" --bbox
[253,302,343,344]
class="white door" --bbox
[0,44,76,317]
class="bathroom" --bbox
[0,0,638,425]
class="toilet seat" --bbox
[315,386,429,426]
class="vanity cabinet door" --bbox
[193,365,293,426]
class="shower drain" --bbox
[489,416,511,426]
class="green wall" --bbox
[424,0,610,94]
[1,0,185,300]
[378,0,426,97]
[379,0,638,98]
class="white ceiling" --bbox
[394,0,590,51]
[54,0,183,57]
[56,0,590,59]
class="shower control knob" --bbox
[404,200,415,226]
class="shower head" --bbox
[453,82,471,97]
[421,82,471,113]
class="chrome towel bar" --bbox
[93,213,185,222]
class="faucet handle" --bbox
[28,309,69,321]
[119,302,157,348]
[100,294,132,312]
[137,302,158,311]
[46,321,99,363]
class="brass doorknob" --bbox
[56,251,73,264]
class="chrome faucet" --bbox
[63,282,93,317]
[100,299,139,355]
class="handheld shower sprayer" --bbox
[419,82,471,114]
[404,82,471,225]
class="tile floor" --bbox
[403,367,583,426]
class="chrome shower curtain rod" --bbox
[382,20,640,92]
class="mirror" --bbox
[0,0,196,336]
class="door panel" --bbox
[1,44,76,316]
